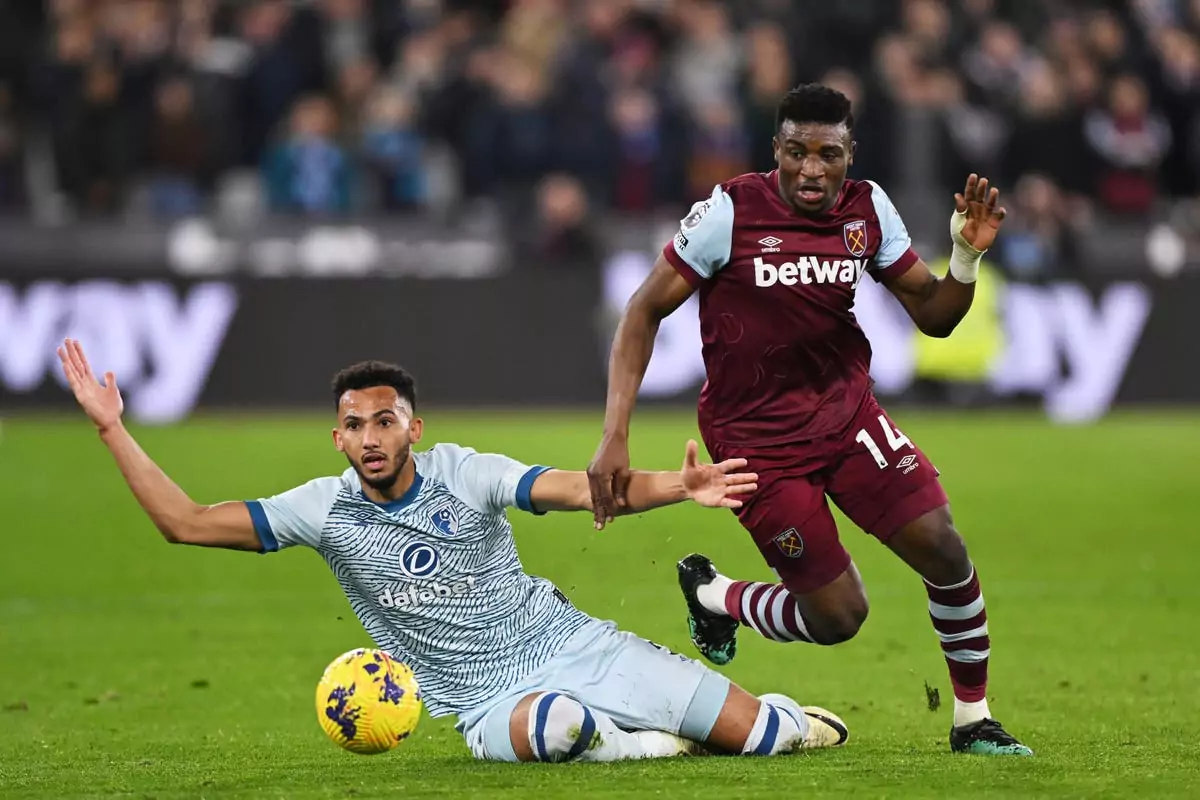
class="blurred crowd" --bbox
[1,0,1199,273]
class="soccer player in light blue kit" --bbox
[58,339,848,763]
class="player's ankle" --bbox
[953,697,991,727]
[695,574,733,615]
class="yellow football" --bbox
[315,648,422,755]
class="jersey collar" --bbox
[361,470,424,512]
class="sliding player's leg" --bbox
[459,688,698,762]
[460,620,847,762]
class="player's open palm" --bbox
[953,173,1007,253]
[680,440,758,509]
[57,338,123,432]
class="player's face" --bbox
[772,120,854,216]
[333,386,424,492]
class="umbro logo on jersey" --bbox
[758,235,782,253]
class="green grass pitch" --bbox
[1,409,1198,799]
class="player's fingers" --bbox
[975,177,989,203]
[596,487,616,523]
[64,339,84,376]
[613,468,631,508]
[594,483,616,519]
[721,498,744,509]
[954,192,967,213]
[963,173,978,199]
[57,346,80,389]
[985,186,1000,211]
[725,471,758,485]
[75,342,98,385]
[587,473,612,523]
[61,344,85,386]
[715,457,748,474]
[70,339,96,382]
[993,206,1007,222]
[684,439,698,469]
[725,482,757,495]
[103,371,117,391]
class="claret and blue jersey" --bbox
[661,173,922,447]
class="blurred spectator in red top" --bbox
[1084,73,1171,215]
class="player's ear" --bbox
[848,139,857,166]
[771,134,781,164]
[409,417,424,443]
[332,427,345,452]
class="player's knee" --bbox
[517,692,596,763]
[923,519,971,584]
[807,603,868,645]
[893,508,972,586]
[804,589,869,645]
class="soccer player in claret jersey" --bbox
[58,339,849,763]
[588,84,1032,756]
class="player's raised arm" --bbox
[881,173,1006,338]
[545,440,756,529]
[57,338,262,551]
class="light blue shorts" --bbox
[456,618,731,761]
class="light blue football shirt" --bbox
[244,443,592,718]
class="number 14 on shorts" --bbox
[855,415,914,470]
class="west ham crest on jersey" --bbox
[843,220,867,257]
[773,527,804,558]
[428,501,459,536]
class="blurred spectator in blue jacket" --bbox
[264,95,352,215]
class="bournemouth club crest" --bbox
[773,527,804,559]
[843,220,867,257]
[428,502,460,536]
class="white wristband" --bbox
[948,241,982,284]
[948,208,984,284]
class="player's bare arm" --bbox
[588,256,696,524]
[546,440,755,528]
[57,338,261,551]
[882,173,1006,338]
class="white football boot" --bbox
[759,693,850,750]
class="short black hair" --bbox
[331,361,417,411]
[776,83,854,134]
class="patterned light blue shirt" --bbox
[244,444,591,718]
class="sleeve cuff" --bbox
[245,501,279,553]
[515,466,553,515]
[872,247,919,282]
[663,242,707,289]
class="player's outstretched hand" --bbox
[57,338,124,433]
[587,434,632,526]
[680,439,758,509]
[953,173,1007,253]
